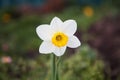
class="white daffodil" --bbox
[36,17,81,56]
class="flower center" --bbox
[52,32,68,47]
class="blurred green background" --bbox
[0,0,120,80]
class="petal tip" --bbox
[54,53,63,57]
[53,16,59,19]
[52,16,62,22]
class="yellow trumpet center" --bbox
[52,32,68,47]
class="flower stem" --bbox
[55,57,61,80]
[51,54,55,80]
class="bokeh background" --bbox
[0,0,120,80]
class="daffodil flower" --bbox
[36,17,81,56]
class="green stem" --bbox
[51,54,55,80]
[55,57,61,80]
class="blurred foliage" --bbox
[0,44,104,80]
[61,45,104,80]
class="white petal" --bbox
[39,41,55,54]
[62,20,77,36]
[50,17,63,31]
[67,36,81,48]
[36,24,53,40]
[53,46,67,56]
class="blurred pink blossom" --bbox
[1,56,12,64]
